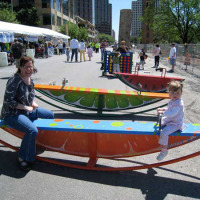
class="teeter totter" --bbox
[0,119,200,171]
[115,67,185,93]
[34,84,170,116]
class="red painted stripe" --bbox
[98,89,108,94]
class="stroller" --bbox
[35,46,45,58]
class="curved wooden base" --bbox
[1,138,200,171]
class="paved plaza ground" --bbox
[0,49,200,200]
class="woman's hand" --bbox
[32,101,39,110]
[24,106,34,113]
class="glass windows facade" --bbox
[56,0,61,12]
[41,0,54,8]
[51,13,55,25]
[63,0,69,16]
[42,13,55,25]
[43,14,51,25]
[57,16,62,26]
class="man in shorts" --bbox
[168,43,176,73]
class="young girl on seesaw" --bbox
[157,80,185,161]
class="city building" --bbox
[118,9,132,46]
[75,0,94,24]
[75,16,98,42]
[111,29,115,41]
[94,0,112,35]
[131,0,160,44]
[13,0,76,32]
[131,0,143,38]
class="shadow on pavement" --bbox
[54,112,157,122]
[0,149,200,200]
[0,77,10,80]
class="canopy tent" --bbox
[0,21,70,41]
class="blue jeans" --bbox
[3,107,54,162]
[101,48,105,62]
[71,48,78,61]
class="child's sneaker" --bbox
[157,150,168,161]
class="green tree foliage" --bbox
[78,27,88,41]
[143,0,200,43]
[15,7,40,26]
[0,2,18,23]
[98,33,114,43]
[130,36,142,44]
[60,23,88,41]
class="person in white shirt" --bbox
[168,43,176,73]
[70,36,79,62]
[79,39,86,62]
[57,42,63,55]
[152,44,161,68]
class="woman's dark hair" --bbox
[16,56,37,74]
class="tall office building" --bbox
[118,9,132,46]
[94,0,112,35]
[131,0,143,38]
[75,0,94,24]
[13,0,76,31]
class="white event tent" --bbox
[0,20,70,42]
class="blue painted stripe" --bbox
[1,119,200,136]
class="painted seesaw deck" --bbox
[1,119,199,158]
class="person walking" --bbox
[95,43,100,53]
[152,44,161,68]
[100,39,107,62]
[138,49,146,70]
[87,45,93,61]
[57,42,63,55]
[62,42,66,54]
[79,39,86,62]
[168,43,176,73]
[70,36,79,62]
[66,47,70,62]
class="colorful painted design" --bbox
[35,84,169,112]
[1,119,199,159]
[115,72,185,92]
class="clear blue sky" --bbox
[109,0,134,41]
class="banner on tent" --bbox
[0,32,14,43]
[24,35,38,42]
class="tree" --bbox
[15,7,40,26]
[0,2,18,23]
[130,36,142,44]
[78,27,88,41]
[143,0,200,43]
[98,33,114,43]
[60,23,89,41]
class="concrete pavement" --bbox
[0,49,200,200]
